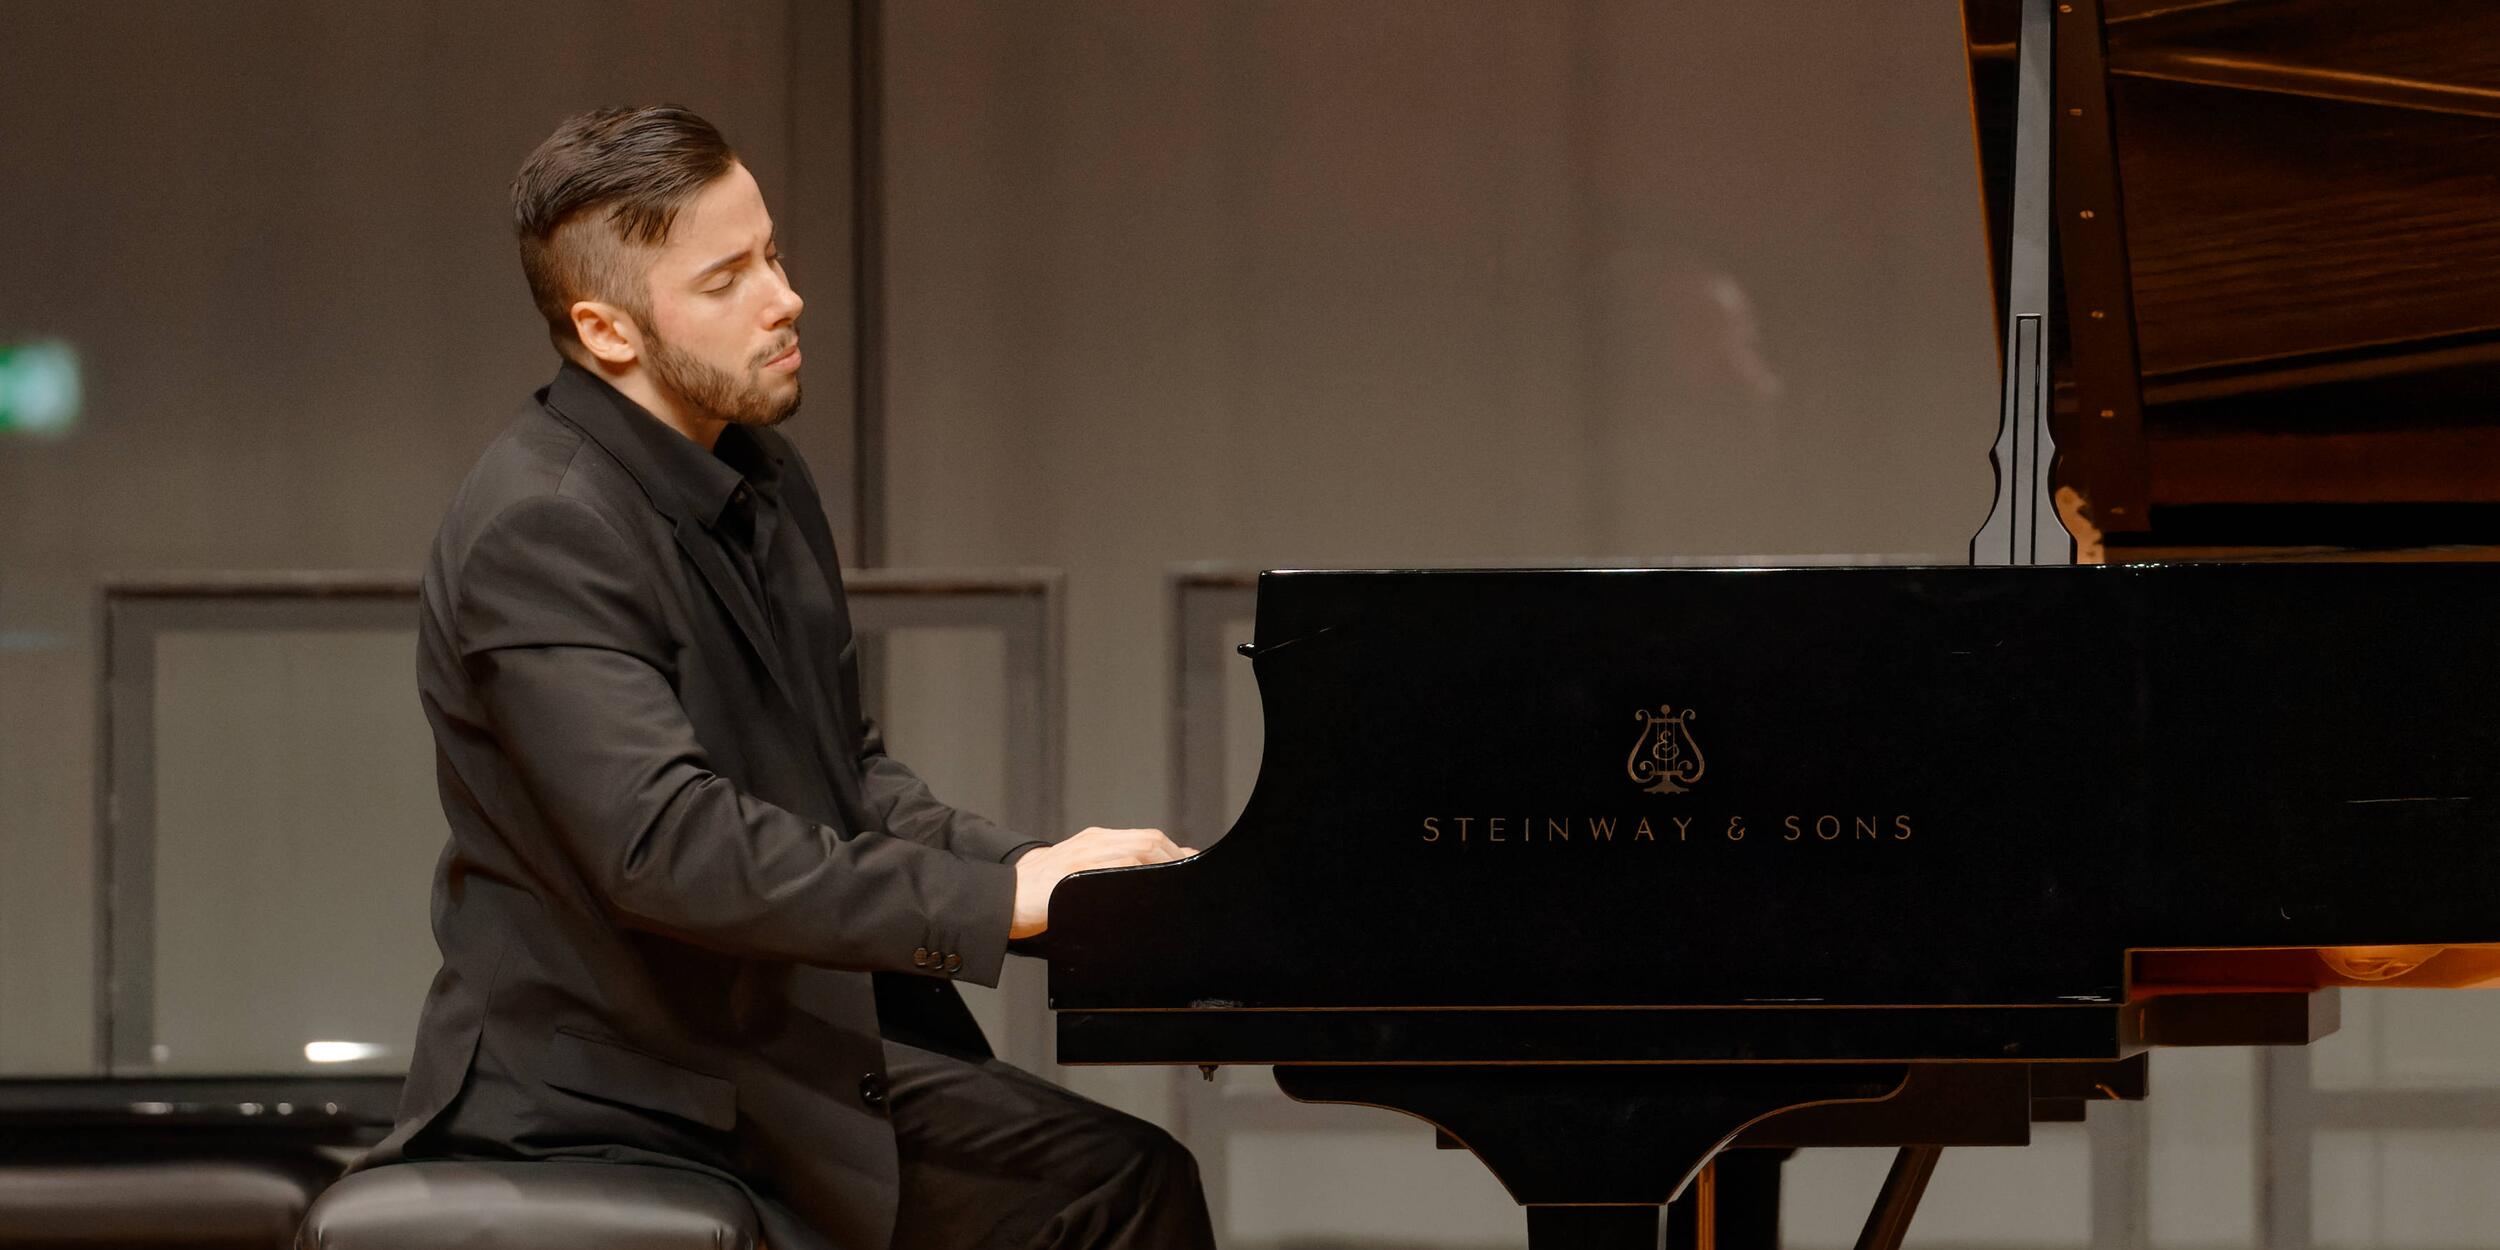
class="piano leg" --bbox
[1275,1063,1904,1215]
[1524,1205,1660,1249]
[1275,1066,1903,1250]
[1850,1145,1943,1250]
[1663,1159,1716,1250]
[1669,1149,1789,1250]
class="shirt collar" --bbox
[541,360,779,529]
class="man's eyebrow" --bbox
[691,232,779,284]
[691,248,748,282]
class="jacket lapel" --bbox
[673,516,797,698]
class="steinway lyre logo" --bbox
[1628,703,1706,795]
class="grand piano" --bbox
[1027,2,2500,1247]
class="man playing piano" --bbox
[360,105,1215,1250]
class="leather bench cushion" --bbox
[0,1158,320,1248]
[296,1161,759,1250]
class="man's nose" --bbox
[767,268,803,326]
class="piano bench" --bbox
[295,1161,760,1250]
[0,1156,331,1250]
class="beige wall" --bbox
[0,0,855,1074]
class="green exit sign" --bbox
[0,340,82,437]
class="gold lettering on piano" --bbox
[1422,813,1918,848]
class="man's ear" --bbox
[569,300,642,366]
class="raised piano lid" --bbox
[1037,562,2500,1018]
[1960,0,2500,557]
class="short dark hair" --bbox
[511,106,738,351]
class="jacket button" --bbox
[859,1072,888,1109]
[912,947,931,968]
[944,953,962,973]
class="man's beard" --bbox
[646,329,801,428]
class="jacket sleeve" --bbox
[454,493,1015,986]
[852,701,1051,865]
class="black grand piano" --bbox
[1028,2,2500,1247]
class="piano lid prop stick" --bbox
[1971,0,2073,567]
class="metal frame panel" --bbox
[96,576,420,1075]
[2087,1092,2149,1250]
[2256,1014,2500,1250]
[2258,1045,2315,1250]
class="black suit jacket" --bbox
[368,364,1031,1250]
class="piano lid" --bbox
[1961,0,2500,553]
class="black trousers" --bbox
[412,1028,1212,1250]
[884,1039,1217,1250]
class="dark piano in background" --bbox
[1030,2,2500,1247]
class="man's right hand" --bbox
[1011,827,1194,939]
